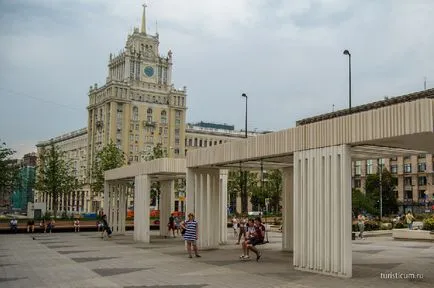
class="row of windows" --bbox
[186,138,227,148]
[355,161,430,175]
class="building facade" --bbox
[35,128,90,214]
[11,153,37,212]
[353,155,434,214]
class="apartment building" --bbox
[35,128,90,213]
[353,154,434,214]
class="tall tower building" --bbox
[87,4,187,176]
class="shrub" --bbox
[422,216,434,231]
[394,222,407,229]
[364,220,380,231]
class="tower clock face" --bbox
[144,66,154,77]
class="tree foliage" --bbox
[352,188,376,215]
[145,143,166,206]
[0,141,20,208]
[91,141,126,195]
[249,169,282,213]
[364,168,398,216]
[228,170,258,214]
[35,143,81,217]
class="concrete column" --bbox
[160,180,174,237]
[112,185,119,234]
[196,170,220,250]
[293,145,352,278]
[106,185,112,226]
[219,170,228,244]
[170,180,175,213]
[185,168,196,218]
[118,185,124,234]
[134,175,151,243]
[282,167,294,252]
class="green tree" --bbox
[35,143,81,217]
[91,141,126,197]
[265,169,282,213]
[352,188,376,215]
[0,141,20,208]
[228,170,258,214]
[364,168,398,216]
[144,143,166,206]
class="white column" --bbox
[196,169,220,250]
[282,167,294,252]
[160,180,173,237]
[293,145,352,278]
[169,180,175,213]
[118,184,126,234]
[219,170,228,244]
[185,168,196,218]
[113,185,119,234]
[134,175,151,243]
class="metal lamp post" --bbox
[241,93,248,213]
[343,50,352,111]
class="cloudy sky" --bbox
[1,0,433,158]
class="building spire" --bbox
[141,3,147,34]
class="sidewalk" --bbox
[0,231,432,288]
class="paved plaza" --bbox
[0,231,433,288]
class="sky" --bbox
[1,0,434,158]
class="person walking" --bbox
[181,213,201,258]
[237,215,247,245]
[405,211,415,230]
[357,213,366,240]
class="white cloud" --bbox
[1,0,434,146]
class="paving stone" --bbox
[71,257,119,263]
[57,250,95,254]
[354,263,402,269]
[353,250,384,254]
[92,267,152,277]
[0,277,28,282]
[123,285,208,288]
[47,245,77,249]
[0,264,17,267]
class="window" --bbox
[404,164,411,173]
[366,160,373,174]
[418,176,427,186]
[132,106,138,121]
[160,110,167,124]
[390,157,397,161]
[199,139,203,147]
[147,108,153,122]
[418,154,426,159]
[404,177,412,186]
[354,161,361,176]
[354,179,361,188]
[418,190,426,200]
[418,162,426,172]
[391,165,397,174]
[188,139,192,146]
[404,190,413,199]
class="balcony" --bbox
[143,120,156,127]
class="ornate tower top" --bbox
[141,3,147,34]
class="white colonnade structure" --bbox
[104,158,229,244]
[185,89,434,278]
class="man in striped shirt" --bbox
[181,213,201,258]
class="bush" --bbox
[422,216,434,231]
[394,222,407,229]
[364,220,380,231]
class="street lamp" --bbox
[241,93,248,213]
[343,49,352,111]
[378,159,383,220]
[241,93,248,138]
